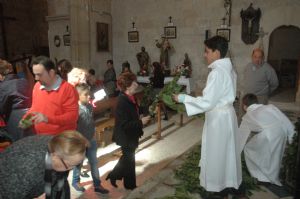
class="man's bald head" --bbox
[251,48,264,66]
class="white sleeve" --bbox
[183,70,224,116]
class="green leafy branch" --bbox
[280,119,299,191]
[158,145,260,199]
[148,74,186,117]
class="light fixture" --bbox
[167,16,174,26]
[130,17,137,31]
[132,21,136,31]
[63,25,70,46]
[128,18,139,43]
[222,0,232,27]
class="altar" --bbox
[137,76,191,94]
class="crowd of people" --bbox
[0,35,296,199]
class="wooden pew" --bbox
[93,97,117,117]
[93,97,117,146]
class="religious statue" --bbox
[240,3,261,44]
[155,37,172,72]
[183,53,191,68]
[136,46,150,71]
[136,46,149,69]
[173,53,192,78]
[183,53,192,77]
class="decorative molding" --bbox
[46,15,70,22]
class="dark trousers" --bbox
[109,146,136,189]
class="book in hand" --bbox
[93,89,106,103]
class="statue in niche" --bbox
[240,3,261,44]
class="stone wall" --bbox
[46,0,70,63]
[45,0,300,94]
[88,0,112,77]
[111,0,300,92]
[47,0,112,77]
[0,0,48,59]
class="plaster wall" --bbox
[47,0,69,16]
[47,0,112,78]
[46,0,300,91]
[89,0,112,78]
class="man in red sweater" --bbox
[22,56,79,135]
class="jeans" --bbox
[72,139,101,187]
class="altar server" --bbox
[173,36,242,194]
[238,93,295,186]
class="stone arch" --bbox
[267,25,300,102]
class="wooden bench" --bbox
[93,97,117,117]
[93,97,117,146]
[95,117,115,147]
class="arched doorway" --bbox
[268,25,300,103]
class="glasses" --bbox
[58,156,81,170]
[59,156,70,170]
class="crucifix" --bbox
[256,27,268,51]
[0,3,16,59]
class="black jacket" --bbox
[0,74,32,118]
[150,72,165,89]
[112,93,143,148]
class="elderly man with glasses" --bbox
[0,130,88,199]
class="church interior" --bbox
[0,0,300,198]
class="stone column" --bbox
[70,0,91,68]
[295,57,300,103]
[47,0,71,62]
[46,15,71,62]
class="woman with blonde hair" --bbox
[67,67,88,86]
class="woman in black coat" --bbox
[106,72,150,190]
[150,62,168,120]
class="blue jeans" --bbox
[72,139,101,187]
